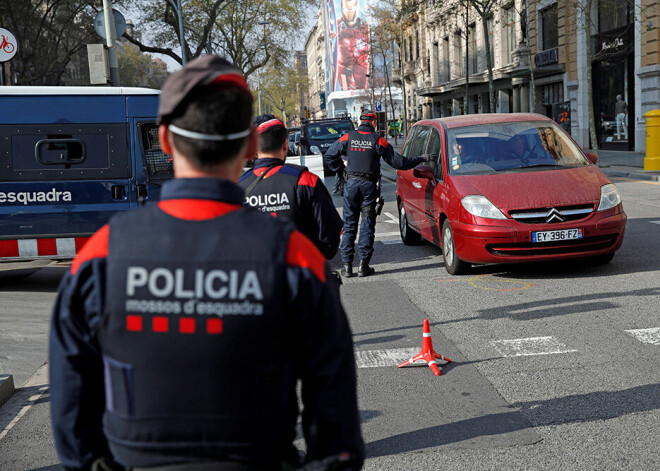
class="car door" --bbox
[396,126,421,227]
[413,126,444,241]
[400,125,431,227]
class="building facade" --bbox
[305,10,328,120]
[395,0,659,152]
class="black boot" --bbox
[341,263,353,278]
[358,260,375,277]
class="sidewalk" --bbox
[385,137,660,182]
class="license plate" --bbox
[532,228,583,243]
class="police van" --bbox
[0,86,172,262]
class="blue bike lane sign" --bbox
[0,28,17,62]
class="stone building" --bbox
[395,0,659,152]
[305,9,328,120]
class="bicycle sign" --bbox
[0,28,18,62]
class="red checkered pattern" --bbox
[0,237,90,260]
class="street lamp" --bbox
[257,20,271,115]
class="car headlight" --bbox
[310,146,322,155]
[461,195,507,219]
[597,183,621,211]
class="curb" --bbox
[0,374,16,407]
[600,168,660,182]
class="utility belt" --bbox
[346,172,379,183]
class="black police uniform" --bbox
[49,178,364,470]
[238,158,342,259]
[324,123,426,271]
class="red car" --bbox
[396,113,627,274]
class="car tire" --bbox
[398,201,421,245]
[442,219,469,275]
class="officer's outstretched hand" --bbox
[421,154,436,162]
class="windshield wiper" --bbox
[504,163,565,171]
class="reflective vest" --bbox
[99,202,298,461]
[345,130,380,179]
[239,164,305,219]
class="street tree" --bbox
[122,0,312,79]
[259,60,307,121]
[0,0,98,85]
[118,43,168,88]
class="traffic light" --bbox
[305,107,310,119]
[319,92,326,110]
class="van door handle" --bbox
[111,185,125,199]
[136,184,147,206]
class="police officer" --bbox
[49,55,364,471]
[324,111,431,277]
[239,114,342,260]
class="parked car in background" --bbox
[287,129,300,156]
[299,117,354,175]
[396,113,627,274]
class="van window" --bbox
[139,122,173,180]
[0,124,130,182]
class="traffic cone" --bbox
[397,318,452,376]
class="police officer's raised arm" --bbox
[284,231,364,468]
[377,136,429,170]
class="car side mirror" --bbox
[413,164,435,181]
[585,151,599,165]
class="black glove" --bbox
[421,154,435,162]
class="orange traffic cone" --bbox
[397,318,452,376]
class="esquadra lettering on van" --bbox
[245,193,289,207]
[0,189,72,205]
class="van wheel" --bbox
[398,201,421,245]
[442,219,469,275]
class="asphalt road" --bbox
[1,174,659,470]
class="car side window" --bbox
[405,126,430,159]
[401,127,419,157]
[425,129,442,181]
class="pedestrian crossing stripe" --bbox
[625,327,660,345]
[491,336,577,357]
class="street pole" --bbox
[257,20,270,116]
[102,0,120,86]
[168,0,187,65]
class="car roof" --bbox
[415,113,553,129]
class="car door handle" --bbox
[111,185,125,200]
[412,182,422,189]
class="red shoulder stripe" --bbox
[339,134,349,142]
[377,137,389,147]
[253,165,283,178]
[297,171,319,187]
[286,230,326,283]
[158,199,242,220]
[358,131,372,135]
[71,225,109,275]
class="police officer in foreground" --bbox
[49,55,364,471]
[324,111,431,277]
[239,114,342,260]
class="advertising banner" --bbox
[323,0,370,93]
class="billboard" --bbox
[323,0,370,93]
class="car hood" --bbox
[450,166,609,210]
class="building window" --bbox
[504,6,516,63]
[454,31,463,77]
[540,3,558,50]
[468,24,477,74]
[416,30,420,60]
[541,82,563,106]
[598,0,630,32]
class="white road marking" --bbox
[383,212,399,224]
[382,239,403,245]
[625,327,660,345]
[375,231,402,239]
[491,336,577,357]
[355,347,420,368]
[650,221,660,225]
[0,363,49,442]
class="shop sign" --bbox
[534,47,559,68]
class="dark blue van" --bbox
[0,86,172,261]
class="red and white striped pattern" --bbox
[0,237,90,260]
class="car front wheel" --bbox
[442,219,469,275]
[398,201,421,245]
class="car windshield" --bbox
[307,122,353,140]
[446,121,590,175]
